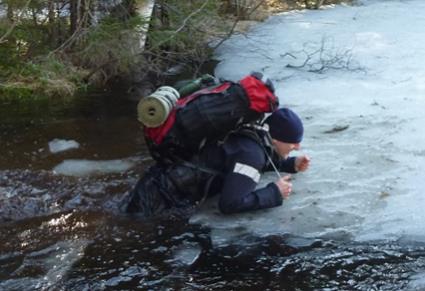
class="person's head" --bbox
[264,108,304,158]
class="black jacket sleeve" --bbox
[278,156,297,173]
[264,156,298,174]
[217,136,283,214]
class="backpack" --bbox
[143,75,279,162]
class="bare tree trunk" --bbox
[56,1,64,44]
[70,0,88,33]
[158,0,170,28]
[70,0,78,34]
[31,6,38,25]
[76,0,95,28]
[7,1,14,21]
[135,0,155,52]
[90,0,97,24]
[124,0,137,17]
[80,0,88,27]
[48,0,59,45]
[48,0,55,23]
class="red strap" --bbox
[144,109,177,145]
[177,82,232,107]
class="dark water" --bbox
[0,92,146,221]
[1,210,425,290]
[1,91,425,290]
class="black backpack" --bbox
[143,75,279,162]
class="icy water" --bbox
[1,95,425,290]
[3,1,425,289]
[0,211,425,290]
[2,210,425,290]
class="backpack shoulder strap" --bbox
[176,81,233,108]
[230,123,280,171]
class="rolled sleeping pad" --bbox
[137,86,180,127]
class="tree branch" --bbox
[154,0,210,48]
[212,0,266,51]
[0,0,31,44]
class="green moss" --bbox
[0,83,35,100]
[0,56,88,101]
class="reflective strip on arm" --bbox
[233,162,260,183]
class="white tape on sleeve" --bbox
[233,162,260,183]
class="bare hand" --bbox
[275,175,292,199]
[295,155,311,172]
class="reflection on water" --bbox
[1,211,425,290]
[0,92,145,170]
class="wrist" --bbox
[268,182,283,203]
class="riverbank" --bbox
[0,0,356,105]
[0,1,228,103]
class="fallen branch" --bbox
[283,37,366,73]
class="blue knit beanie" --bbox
[264,108,304,143]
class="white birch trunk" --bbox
[134,0,155,53]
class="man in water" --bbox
[123,107,310,217]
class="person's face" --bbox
[272,139,301,159]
